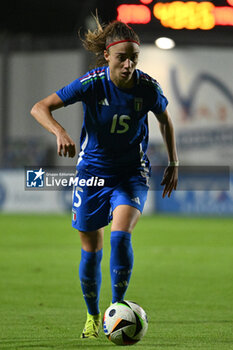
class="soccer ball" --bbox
[103,300,148,345]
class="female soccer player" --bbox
[31,18,178,339]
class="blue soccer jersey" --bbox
[56,66,168,175]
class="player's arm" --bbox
[30,93,76,158]
[155,108,178,198]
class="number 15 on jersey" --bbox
[110,114,131,134]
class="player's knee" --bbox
[111,223,134,233]
[79,229,103,252]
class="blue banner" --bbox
[153,167,233,215]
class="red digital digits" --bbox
[117,0,233,28]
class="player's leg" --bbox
[111,204,141,233]
[79,228,104,315]
[110,205,140,303]
[79,228,104,252]
[72,169,111,338]
[109,172,149,303]
[79,228,103,338]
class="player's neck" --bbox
[110,72,135,90]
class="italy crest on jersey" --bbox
[134,98,143,112]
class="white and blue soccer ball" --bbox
[103,300,148,345]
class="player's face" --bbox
[104,42,140,89]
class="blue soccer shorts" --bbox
[71,168,150,232]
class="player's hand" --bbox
[56,130,76,158]
[160,165,178,198]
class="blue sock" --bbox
[79,248,102,315]
[110,231,134,303]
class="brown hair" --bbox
[80,15,140,67]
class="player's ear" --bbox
[104,50,110,63]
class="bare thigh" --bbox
[111,205,141,233]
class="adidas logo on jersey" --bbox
[131,197,141,205]
[98,98,109,106]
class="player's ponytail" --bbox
[80,14,140,67]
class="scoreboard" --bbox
[115,0,233,45]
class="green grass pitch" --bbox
[0,214,233,350]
